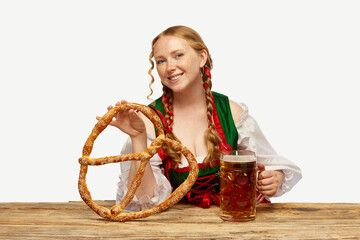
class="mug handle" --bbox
[256,192,265,205]
[256,166,265,205]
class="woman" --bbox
[99,26,302,211]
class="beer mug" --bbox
[220,150,264,221]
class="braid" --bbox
[163,86,174,129]
[162,86,182,168]
[203,68,221,166]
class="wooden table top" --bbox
[0,201,359,239]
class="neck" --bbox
[172,78,207,109]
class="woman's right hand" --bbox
[98,101,155,198]
[96,100,146,139]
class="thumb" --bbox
[257,163,266,180]
[258,163,266,172]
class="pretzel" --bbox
[78,103,199,221]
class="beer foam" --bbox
[222,155,256,162]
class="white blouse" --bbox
[116,102,302,212]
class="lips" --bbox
[168,73,184,82]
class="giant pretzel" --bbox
[78,103,199,221]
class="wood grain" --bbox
[0,201,359,239]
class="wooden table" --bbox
[0,201,359,239]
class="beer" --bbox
[220,154,257,221]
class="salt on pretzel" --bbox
[78,103,199,221]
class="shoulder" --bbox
[212,92,247,125]
[229,100,244,124]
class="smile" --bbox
[168,73,184,81]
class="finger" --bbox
[257,181,277,196]
[115,101,121,106]
[257,182,277,191]
[121,100,127,104]
[114,108,131,120]
[258,176,278,187]
[257,164,266,180]
[259,170,277,180]
[128,110,141,122]
[96,116,101,121]
[128,109,135,116]
[114,108,135,122]
[107,105,113,111]
[258,189,276,197]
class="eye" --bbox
[176,53,183,58]
[156,59,165,64]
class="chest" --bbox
[172,112,209,157]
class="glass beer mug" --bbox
[220,150,264,222]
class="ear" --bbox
[199,49,208,68]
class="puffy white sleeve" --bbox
[116,134,173,212]
[236,102,302,198]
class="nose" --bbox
[166,59,176,73]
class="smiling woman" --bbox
[153,36,207,94]
[148,26,220,168]
[94,25,302,212]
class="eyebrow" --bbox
[154,49,185,59]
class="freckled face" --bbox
[153,35,206,93]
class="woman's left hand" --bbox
[257,164,284,197]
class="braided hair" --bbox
[148,26,221,168]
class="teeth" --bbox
[169,74,182,80]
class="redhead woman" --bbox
[98,26,302,211]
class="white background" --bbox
[1,0,359,203]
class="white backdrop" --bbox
[1,0,359,203]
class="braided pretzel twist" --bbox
[78,103,199,221]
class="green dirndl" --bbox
[149,92,240,208]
